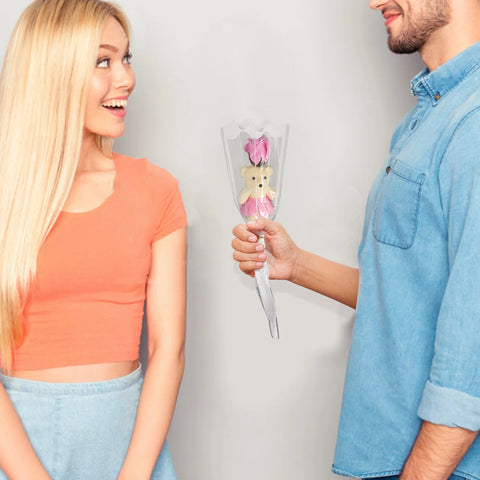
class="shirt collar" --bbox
[410,40,480,104]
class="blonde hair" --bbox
[0,0,130,371]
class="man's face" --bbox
[370,0,451,54]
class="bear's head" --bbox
[240,165,274,199]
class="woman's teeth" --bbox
[102,99,127,108]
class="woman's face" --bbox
[84,16,136,141]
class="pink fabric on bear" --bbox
[240,196,274,218]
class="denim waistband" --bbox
[365,475,466,480]
[0,364,143,396]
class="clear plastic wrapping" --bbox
[222,120,289,339]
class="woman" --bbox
[0,1,187,479]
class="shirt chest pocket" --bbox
[373,159,426,249]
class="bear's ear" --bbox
[241,166,248,177]
[264,165,273,176]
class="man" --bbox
[232,1,480,479]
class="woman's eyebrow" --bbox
[99,44,118,52]
[99,43,130,53]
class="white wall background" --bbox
[0,1,423,479]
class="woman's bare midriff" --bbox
[9,360,139,383]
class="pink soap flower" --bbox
[244,135,271,165]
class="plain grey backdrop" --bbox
[0,1,423,479]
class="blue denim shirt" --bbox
[332,41,480,479]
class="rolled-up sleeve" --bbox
[418,109,480,431]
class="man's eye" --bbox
[97,58,109,68]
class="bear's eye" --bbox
[252,177,256,180]
[264,176,267,180]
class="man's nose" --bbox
[369,0,388,10]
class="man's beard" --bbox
[388,1,451,54]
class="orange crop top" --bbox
[14,153,187,370]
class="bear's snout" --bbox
[258,183,263,188]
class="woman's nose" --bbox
[115,65,135,92]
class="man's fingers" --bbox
[232,247,266,263]
[232,223,259,243]
[231,236,264,254]
[245,219,282,237]
[245,218,267,232]
[232,221,275,277]
[232,235,266,277]
[237,259,264,275]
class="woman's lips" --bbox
[103,105,126,118]
[102,96,128,118]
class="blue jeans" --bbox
[366,476,466,480]
[0,366,175,480]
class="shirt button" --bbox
[386,166,391,174]
[434,92,441,101]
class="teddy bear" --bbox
[238,135,276,220]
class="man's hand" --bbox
[231,219,299,280]
[232,219,359,308]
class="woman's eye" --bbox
[123,52,133,64]
[97,58,109,68]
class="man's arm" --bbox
[400,421,478,480]
[232,219,359,309]
[290,247,359,309]
[403,111,480,480]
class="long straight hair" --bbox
[0,0,130,371]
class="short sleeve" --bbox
[417,109,480,431]
[144,160,187,242]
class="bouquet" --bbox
[222,120,289,339]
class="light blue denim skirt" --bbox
[366,476,466,480]
[0,366,176,480]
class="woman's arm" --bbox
[232,219,359,309]
[0,383,52,479]
[117,227,187,480]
